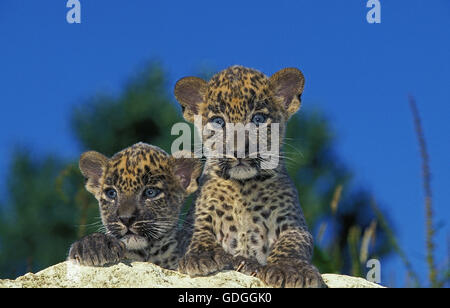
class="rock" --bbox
[322,274,384,288]
[0,261,383,288]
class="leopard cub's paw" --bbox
[296,263,327,288]
[259,261,327,288]
[233,256,262,276]
[68,233,126,267]
[179,248,232,277]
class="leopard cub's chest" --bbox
[208,181,283,265]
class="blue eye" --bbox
[143,187,161,199]
[210,117,225,128]
[251,114,267,125]
[105,188,117,199]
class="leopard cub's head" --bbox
[174,65,304,180]
[79,142,202,250]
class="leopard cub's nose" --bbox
[119,216,135,227]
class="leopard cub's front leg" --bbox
[258,229,327,288]
[68,233,126,267]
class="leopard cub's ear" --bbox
[269,68,305,117]
[79,151,109,195]
[170,151,203,195]
[174,76,207,123]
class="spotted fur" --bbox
[174,66,326,287]
[68,142,201,270]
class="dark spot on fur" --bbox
[261,211,270,219]
[216,209,224,217]
[222,203,232,211]
[276,216,286,223]
[253,205,263,211]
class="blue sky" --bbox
[0,1,449,286]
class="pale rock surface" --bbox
[0,261,383,288]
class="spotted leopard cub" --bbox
[68,142,201,270]
[174,65,326,287]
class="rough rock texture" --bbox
[0,261,383,288]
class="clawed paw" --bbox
[68,233,126,267]
[233,256,262,277]
[179,249,232,277]
[258,261,327,288]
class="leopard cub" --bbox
[68,142,201,270]
[174,65,326,287]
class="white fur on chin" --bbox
[120,234,149,250]
[229,165,258,180]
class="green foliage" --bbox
[285,112,393,274]
[0,63,395,280]
[0,150,78,277]
[71,64,182,155]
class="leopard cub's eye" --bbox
[251,113,267,126]
[210,116,225,128]
[143,187,161,199]
[104,188,117,199]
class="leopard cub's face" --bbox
[79,143,201,250]
[175,66,305,180]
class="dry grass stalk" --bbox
[317,222,327,244]
[408,96,437,287]
[331,184,343,214]
[360,220,377,264]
